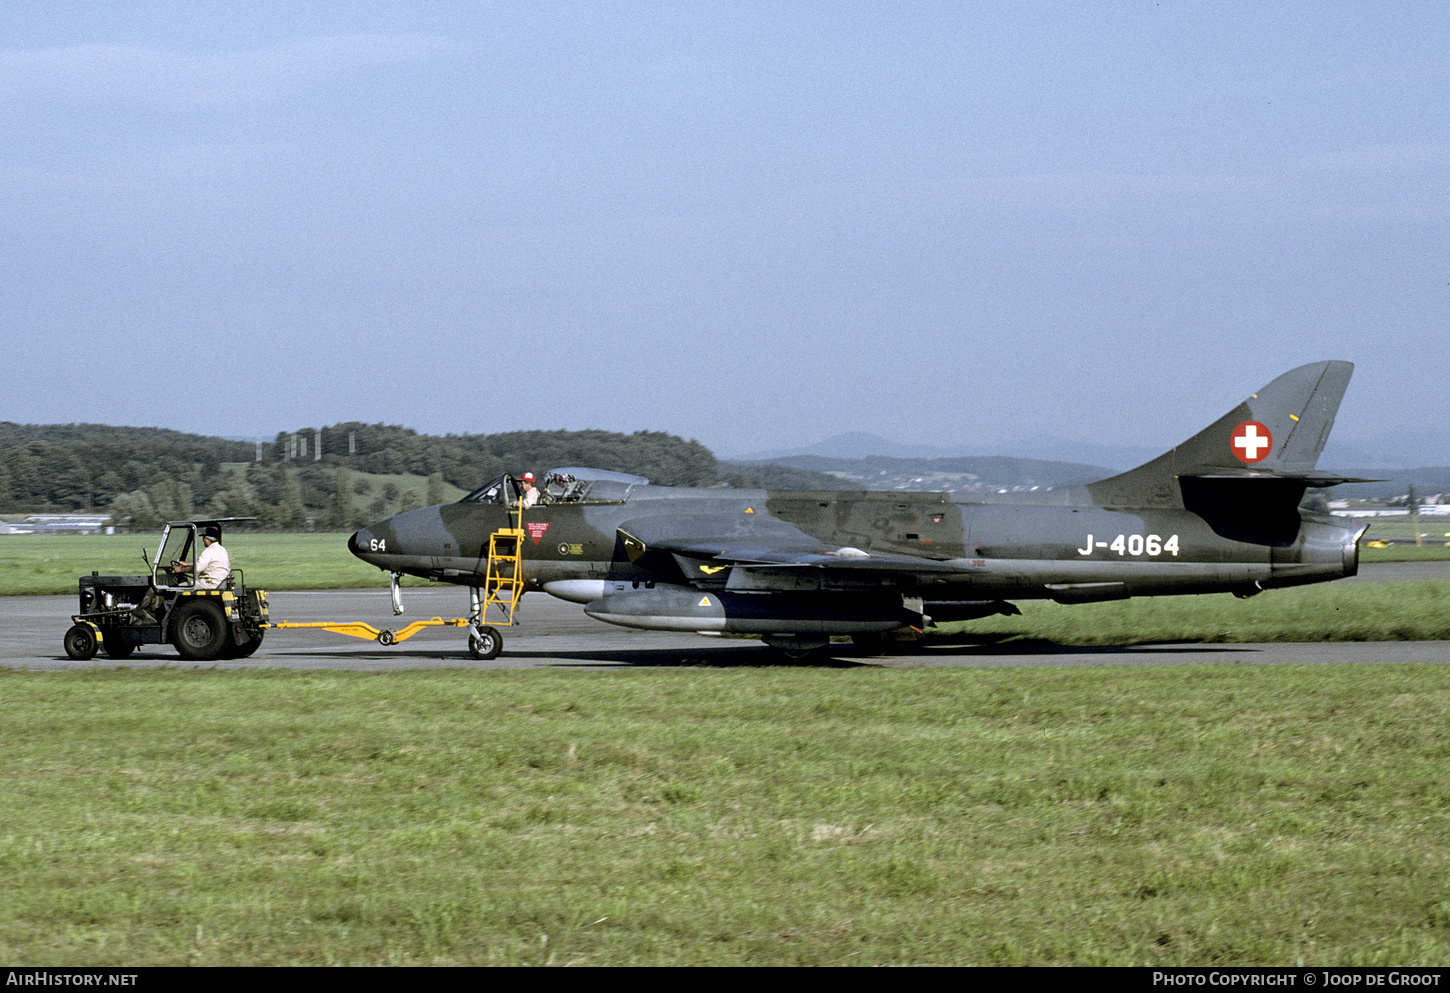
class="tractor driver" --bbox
[176,526,231,589]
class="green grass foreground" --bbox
[4,665,1450,965]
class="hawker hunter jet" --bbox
[350,361,1368,660]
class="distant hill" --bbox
[729,453,1115,493]
[724,431,1450,499]
[730,429,1450,476]
[716,462,844,490]
[6,421,1441,527]
[729,430,1158,473]
[0,422,718,526]
[732,431,971,463]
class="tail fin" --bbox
[1087,361,1357,509]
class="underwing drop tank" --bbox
[584,583,918,634]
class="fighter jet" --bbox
[349,361,1369,660]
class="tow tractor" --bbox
[64,518,270,661]
[64,518,526,662]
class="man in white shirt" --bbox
[179,526,231,588]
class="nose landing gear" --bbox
[467,623,503,660]
[461,527,525,660]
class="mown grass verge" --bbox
[0,533,400,596]
[3,665,1450,965]
[935,580,1450,645]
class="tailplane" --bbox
[1087,361,1362,510]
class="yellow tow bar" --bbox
[270,617,471,646]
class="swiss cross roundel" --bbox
[1231,421,1273,463]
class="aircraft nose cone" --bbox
[349,527,373,560]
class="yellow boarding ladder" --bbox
[270,526,528,649]
[482,527,526,624]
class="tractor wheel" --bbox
[64,623,98,661]
[468,625,503,660]
[172,600,228,660]
[103,637,136,659]
[222,630,265,659]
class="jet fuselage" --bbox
[347,361,1368,652]
[349,477,1360,623]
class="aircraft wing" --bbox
[617,518,977,593]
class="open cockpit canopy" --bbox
[459,467,649,506]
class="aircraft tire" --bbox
[851,632,889,656]
[64,623,98,661]
[770,645,829,665]
[173,600,228,661]
[469,625,503,661]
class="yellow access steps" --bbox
[480,527,525,624]
[268,527,527,647]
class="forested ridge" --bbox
[0,421,723,529]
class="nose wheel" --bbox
[468,623,503,660]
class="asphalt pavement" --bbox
[4,561,1448,671]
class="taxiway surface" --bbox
[3,561,1448,671]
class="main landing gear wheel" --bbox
[851,632,889,656]
[469,625,503,660]
[770,645,829,664]
[763,635,831,665]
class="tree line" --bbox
[0,421,725,530]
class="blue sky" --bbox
[3,2,1446,463]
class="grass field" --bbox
[939,580,1450,645]
[6,532,1450,966]
[3,664,1450,965]
[1361,516,1450,551]
[0,532,403,596]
